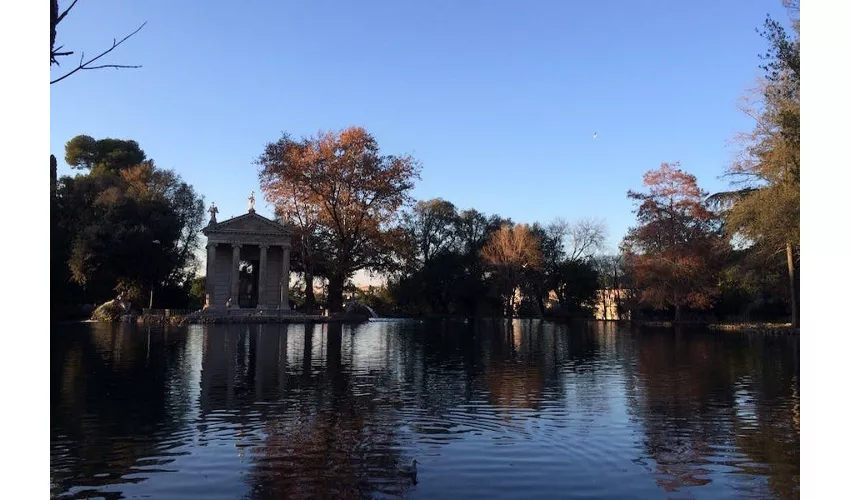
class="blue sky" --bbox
[50,0,791,253]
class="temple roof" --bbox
[202,210,293,240]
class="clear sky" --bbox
[50,0,793,253]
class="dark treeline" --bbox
[51,136,206,318]
[385,200,608,319]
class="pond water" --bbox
[51,320,799,499]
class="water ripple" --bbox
[51,321,799,500]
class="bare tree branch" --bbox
[51,0,79,65]
[51,21,146,84]
[56,0,79,26]
[81,63,143,70]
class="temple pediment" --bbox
[203,211,292,236]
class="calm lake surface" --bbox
[51,320,799,499]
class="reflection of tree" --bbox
[51,322,190,497]
[234,323,413,499]
[628,329,799,498]
[729,338,800,499]
[630,330,736,494]
[396,319,569,423]
[53,320,800,499]
[483,320,545,410]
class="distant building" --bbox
[545,288,632,321]
[594,288,630,321]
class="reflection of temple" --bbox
[485,320,545,410]
[202,197,292,310]
[195,323,413,498]
[199,324,295,409]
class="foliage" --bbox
[353,286,396,317]
[283,221,333,310]
[387,198,607,319]
[534,218,607,316]
[622,163,728,321]
[712,6,800,326]
[52,135,205,313]
[64,135,146,175]
[401,199,460,267]
[593,254,632,320]
[548,259,600,316]
[388,200,506,317]
[481,223,543,316]
[257,127,421,312]
[188,276,206,309]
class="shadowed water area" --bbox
[51,320,799,499]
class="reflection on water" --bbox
[51,320,799,499]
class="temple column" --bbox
[258,244,268,309]
[205,242,217,308]
[280,245,291,311]
[230,243,241,308]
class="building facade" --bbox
[201,199,292,310]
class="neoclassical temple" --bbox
[201,194,292,310]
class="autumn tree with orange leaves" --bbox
[622,163,728,322]
[481,223,543,316]
[256,127,421,312]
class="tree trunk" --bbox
[327,274,345,313]
[674,303,682,323]
[614,288,622,320]
[304,271,316,310]
[534,289,545,319]
[50,155,57,198]
[602,289,609,320]
[786,240,799,328]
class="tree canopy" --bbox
[52,135,205,313]
[623,163,728,321]
[710,6,800,326]
[257,127,421,312]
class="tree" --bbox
[456,209,505,257]
[548,259,600,316]
[401,199,460,267]
[532,217,607,317]
[53,136,205,309]
[521,223,561,317]
[481,223,543,316]
[622,163,727,322]
[549,217,608,261]
[50,0,146,84]
[594,254,628,320]
[710,7,800,327]
[389,203,508,317]
[257,127,421,312]
[64,135,147,175]
[266,181,332,311]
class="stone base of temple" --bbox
[170,308,370,325]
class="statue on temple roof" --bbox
[209,202,219,223]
